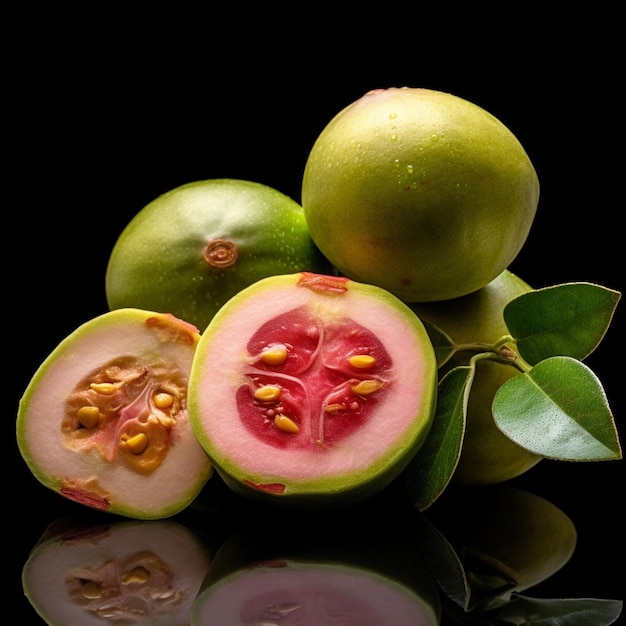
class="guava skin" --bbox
[189,272,437,507]
[16,308,213,519]
[105,178,332,332]
[410,270,543,485]
[301,87,540,303]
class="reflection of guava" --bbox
[197,564,435,625]
[22,514,212,625]
[426,485,577,609]
[302,87,540,303]
[192,504,441,625]
[411,270,542,485]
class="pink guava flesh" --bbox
[238,305,393,449]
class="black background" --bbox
[9,11,624,623]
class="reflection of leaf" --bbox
[406,366,473,511]
[409,509,470,611]
[497,595,623,625]
[503,283,621,365]
[422,319,456,368]
[440,598,514,624]
[492,356,622,461]
[462,547,519,612]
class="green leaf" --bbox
[503,283,621,365]
[496,595,623,625]
[492,356,622,461]
[422,319,457,367]
[405,365,473,510]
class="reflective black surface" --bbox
[11,18,623,624]
[14,464,624,624]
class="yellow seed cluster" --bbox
[121,566,150,585]
[154,392,174,409]
[89,382,119,395]
[254,385,282,402]
[261,346,288,366]
[351,379,384,395]
[274,414,300,433]
[122,433,149,455]
[349,354,376,369]
[77,406,101,429]
[80,581,103,599]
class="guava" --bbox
[22,513,212,625]
[16,308,214,519]
[188,271,437,506]
[424,485,577,610]
[410,269,543,485]
[105,178,332,332]
[301,87,540,303]
[192,503,441,625]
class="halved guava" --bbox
[188,272,437,505]
[17,309,214,519]
[192,507,441,625]
[22,514,212,625]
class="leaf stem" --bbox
[449,335,533,373]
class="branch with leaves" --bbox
[407,282,622,512]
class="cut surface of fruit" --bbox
[17,309,213,519]
[302,87,540,302]
[189,272,437,505]
[105,178,331,331]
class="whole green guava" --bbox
[411,269,542,485]
[301,87,540,303]
[106,179,332,331]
